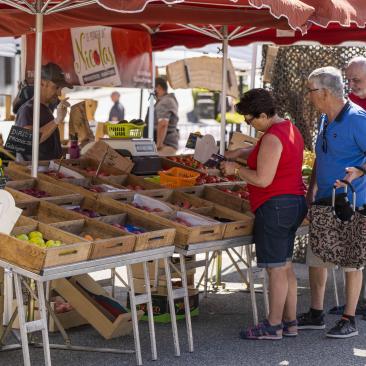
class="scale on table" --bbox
[99,138,162,175]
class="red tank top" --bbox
[247,120,306,212]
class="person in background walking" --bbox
[108,91,125,121]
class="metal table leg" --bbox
[245,245,259,325]
[13,273,31,366]
[36,280,51,366]
[142,262,157,361]
[127,264,143,366]
[164,257,180,357]
[179,255,194,353]
[204,252,209,297]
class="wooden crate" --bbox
[16,200,85,223]
[190,205,254,238]
[4,168,32,182]
[7,161,51,174]
[51,219,136,259]
[5,186,39,204]
[6,178,81,202]
[53,274,144,339]
[45,176,130,199]
[10,299,88,332]
[146,210,224,246]
[60,157,126,177]
[99,173,161,190]
[178,185,250,213]
[35,196,125,220]
[0,222,91,273]
[97,213,175,251]
[13,215,38,229]
[142,189,214,210]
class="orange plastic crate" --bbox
[159,167,200,189]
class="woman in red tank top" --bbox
[221,89,307,340]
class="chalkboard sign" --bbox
[5,125,33,154]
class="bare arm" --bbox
[157,118,169,149]
[221,134,282,188]
[306,158,317,206]
[225,146,255,160]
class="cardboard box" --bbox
[132,275,195,293]
[83,141,134,173]
[128,288,199,323]
[131,257,196,280]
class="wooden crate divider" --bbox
[0,222,91,273]
[51,218,136,259]
[190,204,254,238]
[6,178,81,202]
[60,157,126,177]
[142,189,215,210]
[97,212,175,252]
[99,173,161,190]
[140,207,224,247]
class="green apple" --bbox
[29,237,46,248]
[16,234,29,241]
[45,240,55,248]
[29,231,43,240]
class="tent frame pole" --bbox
[148,52,156,140]
[219,26,228,155]
[31,5,43,178]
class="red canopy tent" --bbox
[1,0,366,174]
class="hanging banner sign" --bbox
[24,26,152,88]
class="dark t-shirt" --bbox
[15,98,62,160]
[108,102,125,121]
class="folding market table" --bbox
[0,245,193,366]
[175,225,309,324]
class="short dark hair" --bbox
[235,88,276,118]
[155,77,168,92]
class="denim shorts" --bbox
[254,195,308,268]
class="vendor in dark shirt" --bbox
[15,63,72,160]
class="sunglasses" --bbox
[321,115,328,153]
[244,115,255,125]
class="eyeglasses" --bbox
[244,115,255,125]
[305,88,320,95]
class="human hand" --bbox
[220,161,240,176]
[334,167,364,188]
[55,97,70,124]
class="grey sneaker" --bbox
[297,310,325,330]
[326,318,358,339]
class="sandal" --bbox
[239,319,283,340]
[283,319,298,337]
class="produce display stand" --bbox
[0,245,194,366]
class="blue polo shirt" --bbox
[315,101,366,207]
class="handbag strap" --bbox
[332,180,356,212]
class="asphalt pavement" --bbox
[2,260,366,366]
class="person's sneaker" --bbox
[326,318,358,339]
[239,319,283,340]
[297,310,326,330]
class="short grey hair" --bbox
[308,66,344,98]
[347,56,366,69]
